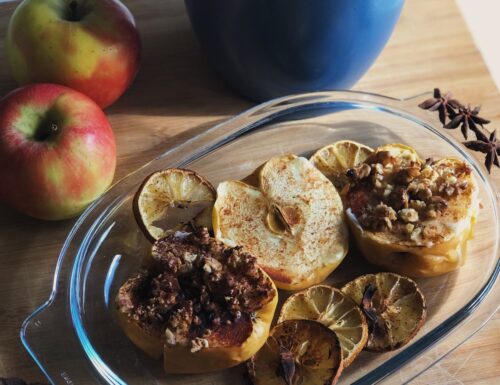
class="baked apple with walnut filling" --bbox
[116,227,278,373]
[344,144,479,277]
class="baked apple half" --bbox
[213,154,349,291]
[116,227,278,373]
[344,144,479,277]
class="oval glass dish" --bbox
[21,91,499,385]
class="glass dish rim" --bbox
[20,90,500,385]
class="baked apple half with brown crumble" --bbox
[116,227,278,373]
[344,144,479,277]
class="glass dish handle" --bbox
[21,293,105,384]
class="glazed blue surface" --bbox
[185,0,405,101]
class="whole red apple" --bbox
[5,0,141,108]
[0,83,116,220]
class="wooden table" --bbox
[0,0,498,383]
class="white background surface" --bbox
[456,0,500,91]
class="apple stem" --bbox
[33,122,59,141]
[69,0,78,21]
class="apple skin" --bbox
[0,83,116,220]
[5,0,141,109]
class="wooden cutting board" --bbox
[0,0,498,383]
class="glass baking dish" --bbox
[21,91,500,385]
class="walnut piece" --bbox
[190,337,209,353]
[409,200,426,210]
[375,203,398,221]
[359,203,398,230]
[426,209,437,219]
[165,328,176,345]
[396,166,421,183]
[389,187,409,210]
[404,223,415,234]
[355,163,372,179]
[374,163,384,175]
[399,208,419,223]
[410,226,423,242]
[418,187,433,200]
[430,196,448,208]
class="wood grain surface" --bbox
[0,0,498,384]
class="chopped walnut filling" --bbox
[346,152,472,241]
[119,227,275,350]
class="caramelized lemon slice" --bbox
[248,319,343,385]
[133,168,216,241]
[278,285,368,367]
[341,273,426,351]
[310,140,373,190]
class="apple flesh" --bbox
[5,0,141,108]
[0,83,116,220]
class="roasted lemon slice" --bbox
[278,285,368,367]
[248,319,343,385]
[310,140,373,190]
[341,273,426,351]
[133,169,216,241]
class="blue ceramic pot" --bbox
[185,0,404,101]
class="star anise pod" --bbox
[276,344,295,385]
[418,88,459,125]
[446,103,490,139]
[361,283,378,332]
[464,129,499,173]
